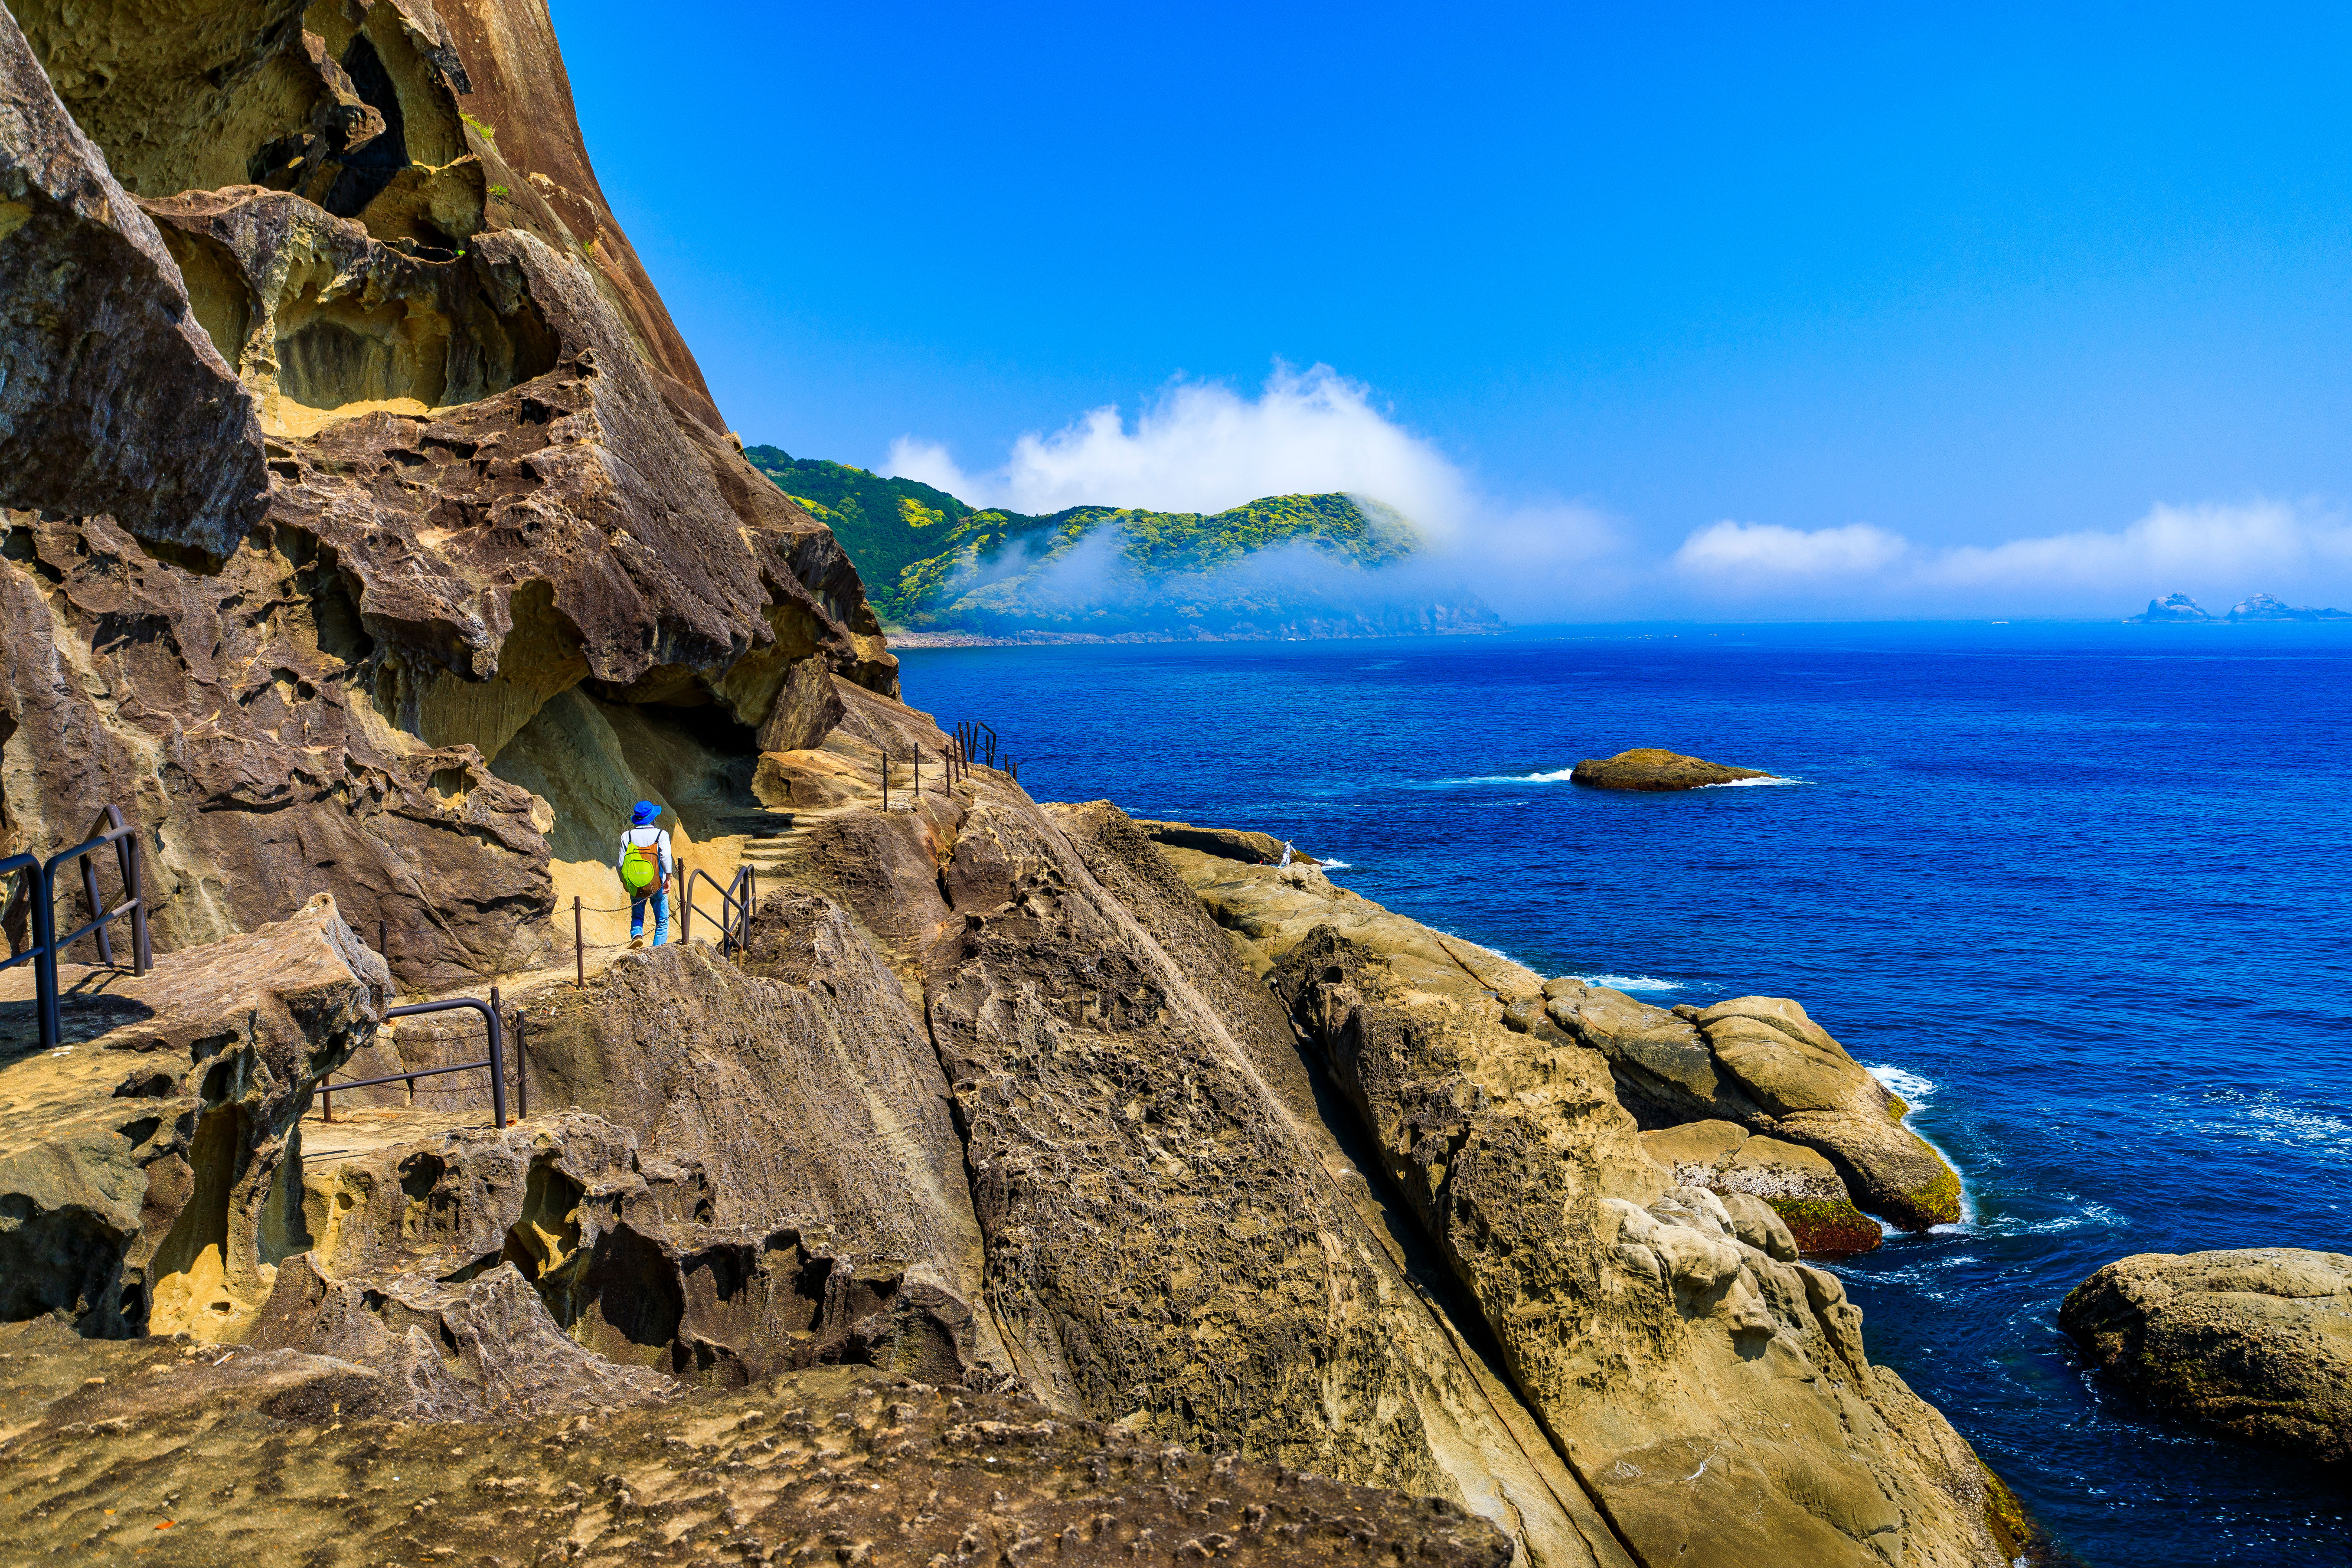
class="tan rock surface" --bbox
[1269,924,2025,1566]
[1552,984,1962,1231]
[2061,1248,2352,1463]
[1641,1120,1883,1256]
[1568,748,1771,790]
[1150,832,1960,1232]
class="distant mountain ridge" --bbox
[745,446,1501,639]
[2129,591,2352,623]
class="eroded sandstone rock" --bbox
[1271,924,2032,1566]
[0,0,893,987]
[1552,984,1963,1230]
[1640,1120,1882,1256]
[0,6,267,554]
[2061,1248,2352,1463]
[1568,748,1771,790]
[0,894,383,1340]
[1149,828,1961,1233]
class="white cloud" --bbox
[886,363,1473,536]
[1671,499,2352,614]
[1674,521,1908,580]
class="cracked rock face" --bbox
[0,0,891,989]
[2061,1248,2352,1463]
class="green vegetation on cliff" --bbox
[744,445,1486,637]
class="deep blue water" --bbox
[898,623,2352,1566]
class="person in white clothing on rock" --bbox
[617,799,672,947]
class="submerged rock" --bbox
[2061,1248,2352,1462]
[1569,748,1773,789]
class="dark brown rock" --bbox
[0,5,267,555]
[1569,748,1772,789]
[2061,1249,2352,1462]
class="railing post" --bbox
[76,829,112,969]
[486,985,509,1127]
[512,1008,527,1121]
[573,895,584,987]
[32,860,60,1050]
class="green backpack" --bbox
[621,835,661,894]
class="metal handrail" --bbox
[681,865,753,954]
[0,851,58,1045]
[49,806,150,974]
[319,989,509,1129]
[3,806,149,1051]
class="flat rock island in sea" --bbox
[2061,1249,2352,1463]
[1570,748,1773,789]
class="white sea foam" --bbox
[1445,768,1806,787]
[1451,768,1579,784]
[1316,857,1354,871]
[1576,973,1681,992]
[1865,1064,1937,1104]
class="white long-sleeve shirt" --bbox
[617,826,673,886]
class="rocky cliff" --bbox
[1,0,889,990]
[0,4,2043,1564]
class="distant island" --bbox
[2128,592,2352,623]
[745,447,1502,641]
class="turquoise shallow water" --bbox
[898,622,2352,1566]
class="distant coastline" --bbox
[888,624,1506,649]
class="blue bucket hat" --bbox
[631,800,660,826]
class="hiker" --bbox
[618,800,672,948]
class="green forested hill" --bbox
[744,445,1496,638]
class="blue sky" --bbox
[551,2,2352,617]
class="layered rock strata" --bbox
[2061,1249,2351,1463]
[1569,748,1771,789]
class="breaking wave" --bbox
[1576,973,1681,992]
[1865,1064,1937,1104]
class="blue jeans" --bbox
[631,891,669,945]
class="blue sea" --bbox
[899,623,2352,1566]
